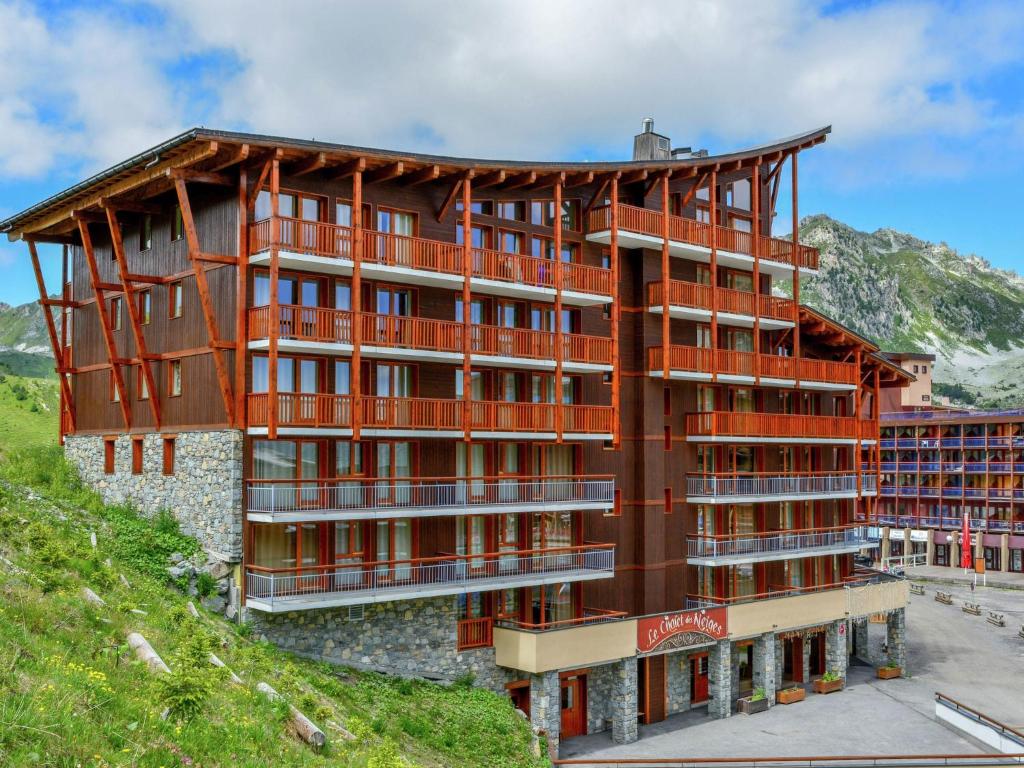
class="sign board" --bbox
[637,608,728,654]
[888,530,905,540]
[909,530,929,542]
[975,557,985,574]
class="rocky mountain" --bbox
[791,215,1024,408]
[0,300,50,355]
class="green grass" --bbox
[0,373,58,455]
[0,446,547,767]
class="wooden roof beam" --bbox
[322,156,366,181]
[401,164,440,186]
[99,197,164,215]
[168,167,234,186]
[70,210,107,224]
[619,168,648,185]
[525,171,566,191]
[23,233,78,245]
[500,171,537,190]
[364,161,404,184]
[436,170,474,222]
[208,143,250,172]
[565,170,594,187]
[471,169,505,189]
[642,169,672,199]
[583,174,614,217]
[285,151,326,177]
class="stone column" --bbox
[773,635,784,691]
[825,620,848,681]
[708,639,732,719]
[610,658,638,745]
[801,637,812,681]
[530,671,561,754]
[949,535,959,570]
[881,528,891,564]
[886,608,907,672]
[752,632,777,706]
[926,529,935,566]
[853,618,871,665]
[730,644,741,702]
[1000,534,1010,573]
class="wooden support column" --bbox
[873,368,881,522]
[554,177,565,442]
[791,153,801,387]
[461,173,473,442]
[28,241,76,436]
[351,165,364,441]
[709,169,718,383]
[660,175,670,380]
[854,347,863,500]
[174,178,235,426]
[77,219,131,429]
[752,161,762,385]
[235,166,249,429]
[610,174,621,448]
[106,208,161,428]
[59,244,70,442]
[266,160,280,439]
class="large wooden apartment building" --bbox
[3,121,911,750]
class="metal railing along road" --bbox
[687,525,869,560]
[245,543,615,605]
[686,472,875,499]
[246,475,615,516]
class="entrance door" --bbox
[641,655,667,724]
[560,674,587,738]
[690,654,710,704]
[810,634,826,677]
[785,637,804,683]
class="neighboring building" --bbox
[880,352,937,410]
[4,121,911,751]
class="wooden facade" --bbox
[5,127,910,634]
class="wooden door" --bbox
[690,654,709,703]
[788,637,804,683]
[560,675,586,738]
[640,655,667,724]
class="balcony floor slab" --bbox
[649,305,794,331]
[247,499,614,524]
[687,540,871,567]
[649,370,855,392]
[686,490,860,504]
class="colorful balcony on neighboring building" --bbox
[245,475,616,523]
[647,281,795,330]
[684,411,876,445]
[586,204,819,275]
[246,394,615,440]
[244,543,616,613]
[685,471,876,504]
[250,217,613,306]
[648,345,858,390]
[686,524,871,566]
[247,306,613,373]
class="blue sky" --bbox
[3,0,1024,305]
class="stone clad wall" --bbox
[247,596,514,693]
[666,650,692,715]
[65,431,243,561]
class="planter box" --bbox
[737,696,769,714]
[812,677,844,694]
[876,666,901,679]
[776,687,805,704]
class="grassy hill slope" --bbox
[0,447,546,767]
[0,373,58,454]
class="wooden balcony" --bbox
[686,471,877,504]
[648,345,859,390]
[247,305,613,372]
[686,569,903,610]
[684,411,876,444]
[244,543,616,613]
[647,280,795,330]
[586,204,818,274]
[245,475,615,523]
[246,394,614,439]
[250,217,612,305]
[687,524,871,566]
[457,617,494,650]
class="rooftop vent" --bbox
[633,118,672,161]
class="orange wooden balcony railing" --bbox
[647,281,794,322]
[247,305,613,366]
[251,217,613,297]
[648,345,859,386]
[457,617,494,650]
[247,393,613,434]
[685,411,874,441]
[588,204,819,270]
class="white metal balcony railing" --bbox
[686,472,877,499]
[246,476,615,517]
[245,544,615,607]
[687,526,871,561]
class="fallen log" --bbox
[209,653,243,685]
[81,587,106,608]
[256,681,326,750]
[187,601,200,619]
[119,573,131,589]
[126,632,170,674]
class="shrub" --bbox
[750,686,766,702]
[155,629,219,721]
[820,670,841,683]
[195,571,216,598]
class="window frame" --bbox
[139,288,152,325]
[140,214,153,252]
[168,359,182,397]
[169,281,183,319]
[131,437,144,475]
[162,437,176,476]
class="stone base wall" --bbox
[586,662,617,734]
[65,431,243,561]
[666,650,692,716]
[247,596,514,693]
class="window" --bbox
[169,281,183,318]
[497,201,525,221]
[913,364,919,374]
[137,366,149,400]
[530,236,553,260]
[922,365,928,374]
[104,439,115,474]
[111,296,123,331]
[162,438,176,475]
[455,199,493,216]
[139,289,152,325]
[131,438,143,475]
[140,214,152,251]
[171,205,184,241]
[560,199,580,231]
[110,371,120,402]
[456,223,492,249]
[168,359,182,397]
[498,229,523,255]
[725,179,750,210]
[530,200,555,227]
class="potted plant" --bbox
[776,685,805,704]
[876,662,901,679]
[737,686,769,714]
[812,670,844,694]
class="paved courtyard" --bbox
[563,575,1024,760]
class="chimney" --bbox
[633,118,671,161]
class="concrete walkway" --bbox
[906,564,1024,591]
